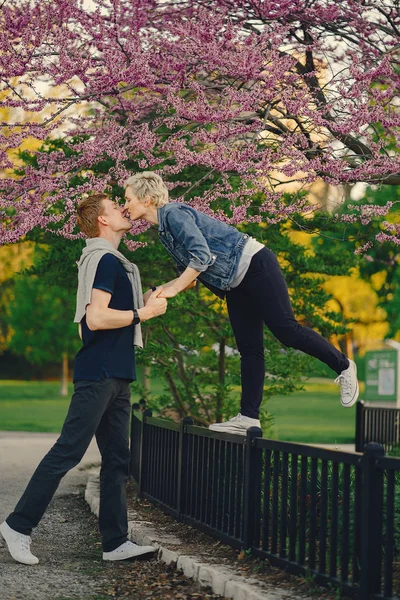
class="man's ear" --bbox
[98,214,108,226]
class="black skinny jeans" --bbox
[226,247,349,419]
[6,378,131,552]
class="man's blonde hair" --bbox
[124,171,169,208]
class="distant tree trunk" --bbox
[331,296,353,360]
[60,352,68,396]
[344,332,354,361]
[143,366,151,395]
[216,337,226,422]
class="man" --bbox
[123,171,359,435]
[0,194,167,565]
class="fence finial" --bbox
[363,441,385,457]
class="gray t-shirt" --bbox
[230,237,264,288]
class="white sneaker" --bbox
[208,413,261,435]
[0,521,39,565]
[334,359,359,408]
[103,540,156,561]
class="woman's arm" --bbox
[158,267,200,298]
[166,207,215,273]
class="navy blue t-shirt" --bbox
[73,254,136,382]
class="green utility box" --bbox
[364,349,400,405]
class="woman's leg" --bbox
[241,247,350,375]
[226,287,265,419]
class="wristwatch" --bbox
[132,308,141,325]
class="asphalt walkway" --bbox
[0,431,101,525]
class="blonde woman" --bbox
[124,172,359,435]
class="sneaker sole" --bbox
[208,426,247,435]
[103,548,156,561]
[341,379,359,408]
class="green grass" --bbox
[266,381,357,444]
[0,379,358,444]
[0,380,73,432]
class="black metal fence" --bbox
[130,408,400,600]
[355,400,400,453]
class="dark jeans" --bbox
[6,378,131,552]
[226,247,349,419]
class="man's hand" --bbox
[138,288,167,321]
[143,288,159,305]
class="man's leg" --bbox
[96,379,156,561]
[6,379,113,535]
[95,379,131,552]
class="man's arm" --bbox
[86,288,167,331]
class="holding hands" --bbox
[143,268,199,304]
[139,288,167,321]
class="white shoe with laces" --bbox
[208,413,261,435]
[103,540,156,561]
[334,359,359,408]
[0,521,39,565]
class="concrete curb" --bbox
[84,473,298,600]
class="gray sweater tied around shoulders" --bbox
[74,238,144,349]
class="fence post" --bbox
[138,408,152,496]
[359,441,385,599]
[243,426,263,550]
[355,400,365,452]
[177,416,194,519]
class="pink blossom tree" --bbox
[1,0,399,245]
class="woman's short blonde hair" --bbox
[124,171,169,207]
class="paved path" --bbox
[0,431,101,524]
[0,431,103,600]
[310,442,356,452]
[0,432,225,600]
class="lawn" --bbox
[266,381,357,444]
[0,378,358,444]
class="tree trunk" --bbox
[143,366,151,395]
[216,338,225,422]
[60,352,68,397]
[344,332,354,361]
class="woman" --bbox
[124,172,359,434]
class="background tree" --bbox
[6,271,81,395]
[0,243,35,353]
[0,0,399,247]
[305,184,400,339]
[5,142,357,426]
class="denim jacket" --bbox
[157,203,249,292]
